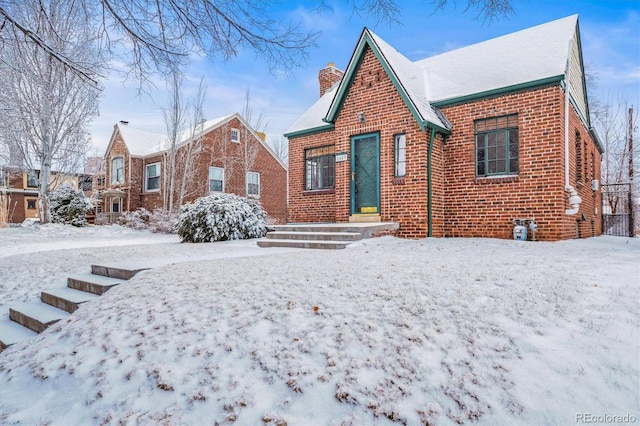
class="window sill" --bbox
[474,174,519,184]
[392,177,406,185]
[303,189,335,196]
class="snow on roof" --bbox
[367,30,448,130]
[116,124,167,157]
[117,114,233,157]
[285,86,337,136]
[417,15,578,103]
[287,15,578,136]
[175,115,233,149]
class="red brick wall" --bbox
[288,46,602,240]
[441,86,601,241]
[140,154,164,211]
[319,64,344,97]
[289,47,436,237]
[103,130,140,213]
[114,117,289,223]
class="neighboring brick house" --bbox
[285,15,603,241]
[101,113,287,224]
[0,167,90,223]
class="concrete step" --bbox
[0,316,38,351]
[67,273,124,295]
[257,239,351,250]
[91,263,149,280]
[266,231,362,241]
[270,222,399,238]
[41,287,100,313]
[9,303,70,334]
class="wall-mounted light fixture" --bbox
[357,112,366,123]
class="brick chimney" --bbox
[318,62,344,97]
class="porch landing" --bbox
[257,222,399,249]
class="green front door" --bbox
[351,133,380,215]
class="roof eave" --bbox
[431,75,565,108]
[422,120,451,135]
[589,127,605,154]
[284,124,335,139]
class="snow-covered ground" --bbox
[0,225,638,425]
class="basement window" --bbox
[475,114,519,177]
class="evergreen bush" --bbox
[49,183,92,227]
[176,193,267,242]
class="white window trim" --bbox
[230,128,240,144]
[247,171,260,197]
[111,156,124,184]
[394,134,406,177]
[209,166,225,193]
[145,162,161,192]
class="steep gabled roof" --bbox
[104,115,234,158]
[104,113,287,170]
[284,85,338,137]
[420,15,578,105]
[115,124,169,157]
[286,15,588,138]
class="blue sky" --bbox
[89,0,640,156]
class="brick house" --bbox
[101,113,287,224]
[285,15,603,240]
[0,167,91,224]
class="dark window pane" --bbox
[477,161,485,175]
[305,150,335,190]
[474,115,519,177]
[510,158,519,173]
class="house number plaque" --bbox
[335,152,348,162]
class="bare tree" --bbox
[428,0,515,22]
[239,88,266,194]
[177,77,208,208]
[0,0,325,86]
[269,135,289,165]
[161,70,186,212]
[0,0,101,223]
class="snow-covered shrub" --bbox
[118,208,151,230]
[176,193,267,242]
[118,208,178,233]
[147,209,179,234]
[49,183,92,227]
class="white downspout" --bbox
[564,40,581,215]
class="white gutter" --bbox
[564,40,582,215]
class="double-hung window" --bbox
[111,157,124,184]
[209,166,224,192]
[26,171,38,188]
[475,114,519,176]
[305,145,335,190]
[247,171,260,196]
[230,128,240,143]
[394,134,406,177]
[145,163,161,191]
